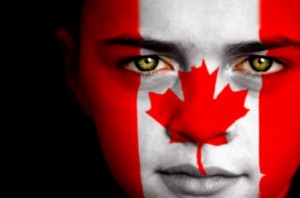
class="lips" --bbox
[158,164,244,196]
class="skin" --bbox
[58,0,299,197]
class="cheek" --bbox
[259,0,300,196]
[259,66,300,197]
[79,0,144,196]
[80,50,143,197]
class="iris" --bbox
[248,56,273,72]
[135,56,159,71]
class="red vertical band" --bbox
[81,0,144,197]
[259,0,300,197]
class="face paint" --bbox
[259,0,300,197]
[147,61,249,176]
[77,0,299,197]
[80,1,144,197]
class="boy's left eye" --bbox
[123,55,174,74]
[234,55,284,75]
[248,56,273,72]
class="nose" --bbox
[147,63,249,146]
[167,106,228,146]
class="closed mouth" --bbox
[158,164,245,196]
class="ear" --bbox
[56,28,93,117]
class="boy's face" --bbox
[75,0,299,197]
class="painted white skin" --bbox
[138,0,263,197]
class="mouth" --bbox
[158,164,244,196]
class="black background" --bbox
[9,1,126,197]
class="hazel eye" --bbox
[123,55,174,75]
[234,55,284,75]
[135,56,159,71]
[248,56,273,72]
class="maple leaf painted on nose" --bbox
[146,61,249,175]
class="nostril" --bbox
[226,131,238,143]
[169,129,228,146]
[169,130,196,143]
[206,133,228,146]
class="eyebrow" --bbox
[224,42,267,57]
[103,35,186,64]
[225,37,300,57]
[104,35,180,52]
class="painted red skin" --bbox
[259,0,300,197]
[80,1,144,197]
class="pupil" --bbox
[257,58,265,65]
[145,58,152,64]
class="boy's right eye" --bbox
[123,55,174,76]
[134,56,159,71]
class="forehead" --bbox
[140,0,258,44]
[82,0,259,44]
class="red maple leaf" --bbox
[146,61,249,175]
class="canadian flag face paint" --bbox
[138,0,264,197]
[78,0,299,197]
